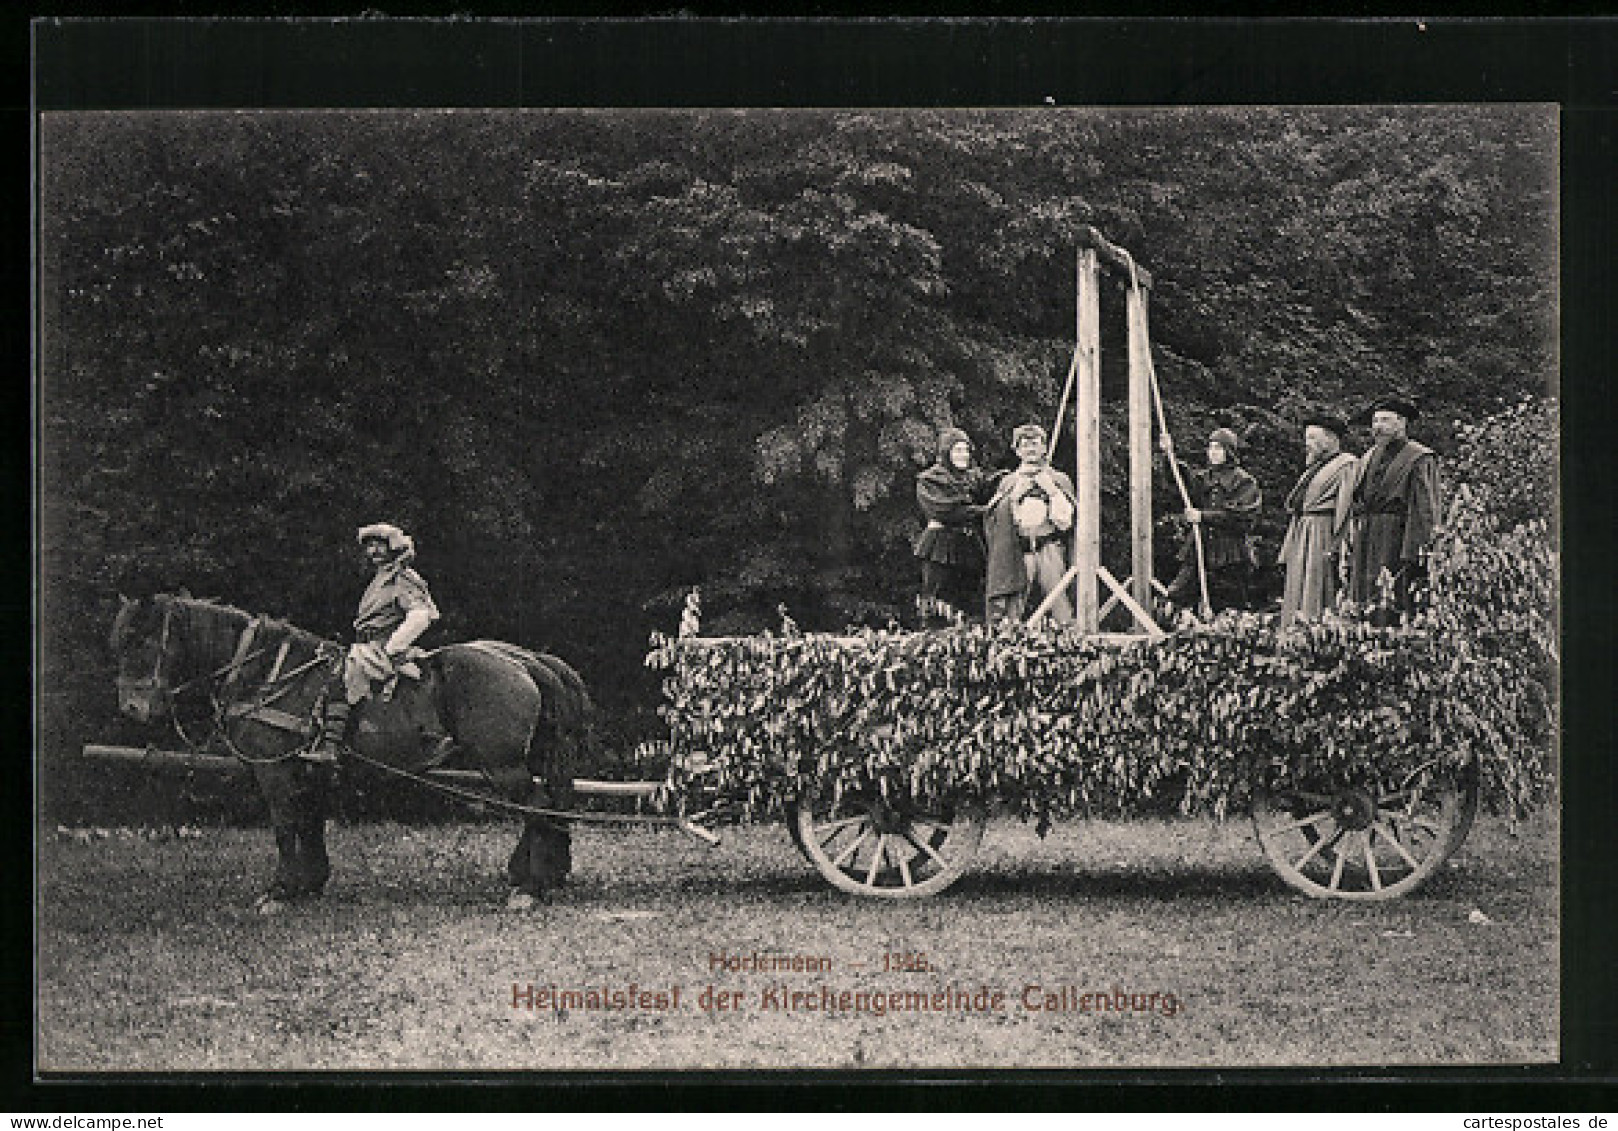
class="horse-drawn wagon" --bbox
[97,599,1486,907]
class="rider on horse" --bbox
[306,523,452,763]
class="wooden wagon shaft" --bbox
[78,744,665,797]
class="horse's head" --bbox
[110,593,180,723]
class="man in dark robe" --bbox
[913,427,989,625]
[1162,427,1263,612]
[1346,395,1443,624]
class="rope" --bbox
[347,748,707,831]
[1124,251,1213,618]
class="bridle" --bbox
[120,598,338,765]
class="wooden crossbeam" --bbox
[1096,566,1165,638]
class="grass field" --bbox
[36,809,1557,1072]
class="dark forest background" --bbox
[38,106,1557,769]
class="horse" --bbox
[109,592,593,911]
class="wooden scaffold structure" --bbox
[1026,226,1209,637]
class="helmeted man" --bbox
[913,426,990,626]
[306,523,449,763]
[1346,395,1443,623]
[1277,414,1358,628]
[983,423,1078,625]
[1162,427,1262,612]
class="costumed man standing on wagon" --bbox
[1277,414,1357,628]
[1160,426,1262,612]
[913,426,991,626]
[1345,395,1443,625]
[306,523,452,763]
[983,423,1078,625]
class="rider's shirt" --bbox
[353,563,439,644]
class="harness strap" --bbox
[266,638,292,684]
[218,617,263,697]
[224,702,315,735]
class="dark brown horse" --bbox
[110,593,592,910]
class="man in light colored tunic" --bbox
[307,522,446,762]
[1277,415,1357,627]
[1346,395,1443,623]
[982,423,1078,625]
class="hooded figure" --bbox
[913,427,990,624]
[306,523,446,763]
[1164,426,1263,612]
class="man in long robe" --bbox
[983,423,1078,625]
[1278,415,1357,628]
[1346,396,1443,623]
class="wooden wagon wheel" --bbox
[1252,760,1480,901]
[788,779,985,899]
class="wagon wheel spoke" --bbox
[895,842,915,888]
[1327,838,1349,891]
[1291,825,1341,872]
[863,835,887,887]
[1372,820,1423,870]
[1258,808,1333,840]
[831,827,871,869]
[814,814,867,837]
[1363,831,1383,891]
[903,827,949,869]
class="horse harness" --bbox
[144,606,337,765]
[143,601,724,832]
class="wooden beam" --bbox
[1073,247,1102,633]
[1127,282,1157,621]
[1097,566,1166,638]
[1076,225,1153,290]
[78,744,243,774]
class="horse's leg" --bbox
[531,780,573,885]
[506,822,535,894]
[267,826,300,902]
[434,647,553,908]
[293,764,333,897]
[252,760,327,906]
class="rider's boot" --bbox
[305,697,351,763]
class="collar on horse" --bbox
[148,603,338,765]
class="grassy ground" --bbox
[37,810,1557,1072]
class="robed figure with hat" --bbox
[1277,415,1358,628]
[1346,396,1443,621]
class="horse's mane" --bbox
[163,594,331,664]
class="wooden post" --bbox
[1073,248,1102,633]
[1127,282,1155,622]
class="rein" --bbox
[149,603,337,767]
[347,748,728,837]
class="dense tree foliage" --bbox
[39,107,1556,766]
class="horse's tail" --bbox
[462,641,597,778]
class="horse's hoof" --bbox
[506,890,540,911]
[256,896,286,916]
